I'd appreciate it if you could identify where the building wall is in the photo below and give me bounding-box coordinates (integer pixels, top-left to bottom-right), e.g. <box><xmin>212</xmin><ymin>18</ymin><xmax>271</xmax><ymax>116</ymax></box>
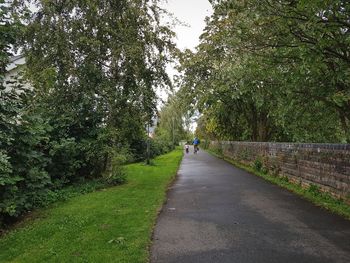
<box><xmin>3</xmin><ymin>56</ymin><xmax>31</xmax><ymax>92</ymax></box>
<box><xmin>209</xmin><ymin>141</ymin><xmax>350</xmax><ymax>201</ymax></box>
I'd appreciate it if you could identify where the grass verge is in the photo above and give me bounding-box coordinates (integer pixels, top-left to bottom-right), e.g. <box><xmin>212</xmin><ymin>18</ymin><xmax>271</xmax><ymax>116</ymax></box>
<box><xmin>206</xmin><ymin>149</ymin><xmax>350</xmax><ymax>220</ymax></box>
<box><xmin>0</xmin><ymin>148</ymin><xmax>183</xmax><ymax>263</ymax></box>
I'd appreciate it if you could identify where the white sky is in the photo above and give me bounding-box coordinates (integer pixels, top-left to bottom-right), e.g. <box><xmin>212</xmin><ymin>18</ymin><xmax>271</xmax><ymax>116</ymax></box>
<box><xmin>161</xmin><ymin>0</ymin><xmax>213</xmax><ymax>51</ymax></box>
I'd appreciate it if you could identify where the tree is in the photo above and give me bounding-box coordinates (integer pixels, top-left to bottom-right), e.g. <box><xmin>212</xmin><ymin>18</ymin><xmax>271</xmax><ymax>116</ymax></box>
<box><xmin>155</xmin><ymin>95</ymin><xmax>188</xmax><ymax>147</ymax></box>
<box><xmin>179</xmin><ymin>0</ymin><xmax>349</xmax><ymax>142</ymax></box>
<box><xmin>1</xmin><ymin>0</ymin><xmax>177</xmax><ymax>224</ymax></box>
<box><xmin>24</xmin><ymin>0</ymin><xmax>176</xmax><ymax>180</ymax></box>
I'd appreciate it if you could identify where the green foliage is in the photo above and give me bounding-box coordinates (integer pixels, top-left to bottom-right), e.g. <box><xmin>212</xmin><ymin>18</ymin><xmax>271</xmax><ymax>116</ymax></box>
<box><xmin>253</xmin><ymin>157</ymin><xmax>269</xmax><ymax>174</ymax></box>
<box><xmin>0</xmin><ymin>88</ymin><xmax>52</xmax><ymax>222</ymax></box>
<box><xmin>281</xmin><ymin>176</ymin><xmax>289</xmax><ymax>183</ymax></box>
<box><xmin>179</xmin><ymin>0</ymin><xmax>350</xmax><ymax>143</ymax></box>
<box><xmin>200</xmin><ymin>140</ymin><xmax>210</xmax><ymax>150</ymax></box>
<box><xmin>253</xmin><ymin>159</ymin><xmax>263</xmax><ymax>172</ymax></box>
<box><xmin>102</xmin><ymin>148</ymin><xmax>130</xmax><ymax>186</ymax></box>
<box><xmin>155</xmin><ymin>95</ymin><xmax>191</xmax><ymax>147</ymax></box>
<box><xmin>150</xmin><ymin>138</ymin><xmax>174</xmax><ymax>158</ymax></box>
<box><xmin>23</xmin><ymin>0</ymin><xmax>177</xmax><ymax>175</ymax></box>
<box><xmin>26</xmin><ymin>179</ymin><xmax>107</xmax><ymax>209</ymax></box>
<box><xmin>103</xmin><ymin>167</ymin><xmax>127</xmax><ymax>186</ymax></box>
<box><xmin>0</xmin><ymin>152</ymin><xmax>12</xmax><ymax>183</ymax></box>
<box><xmin>0</xmin><ymin>2</ymin><xmax>54</xmax><ymax>222</ymax></box>
<box><xmin>1</xmin><ymin>0</ymin><xmax>176</xmax><ymax>225</ymax></box>
<box><xmin>308</xmin><ymin>184</ymin><xmax>321</xmax><ymax>195</ymax></box>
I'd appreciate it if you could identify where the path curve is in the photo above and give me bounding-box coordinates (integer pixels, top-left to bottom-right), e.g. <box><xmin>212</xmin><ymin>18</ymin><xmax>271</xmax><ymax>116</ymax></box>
<box><xmin>151</xmin><ymin>147</ymin><xmax>350</xmax><ymax>263</ymax></box>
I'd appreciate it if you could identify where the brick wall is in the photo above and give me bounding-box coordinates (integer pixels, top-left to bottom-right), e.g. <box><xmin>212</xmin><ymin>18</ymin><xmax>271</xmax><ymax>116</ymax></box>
<box><xmin>209</xmin><ymin>141</ymin><xmax>350</xmax><ymax>201</ymax></box>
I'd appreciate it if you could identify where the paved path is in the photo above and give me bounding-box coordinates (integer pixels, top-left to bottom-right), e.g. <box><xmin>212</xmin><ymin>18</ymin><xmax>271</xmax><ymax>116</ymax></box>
<box><xmin>151</xmin><ymin>147</ymin><xmax>350</xmax><ymax>263</ymax></box>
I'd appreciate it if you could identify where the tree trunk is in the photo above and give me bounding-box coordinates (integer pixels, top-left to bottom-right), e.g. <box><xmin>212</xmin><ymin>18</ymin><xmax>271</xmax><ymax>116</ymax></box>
<box><xmin>257</xmin><ymin>112</ymin><xmax>271</xmax><ymax>142</ymax></box>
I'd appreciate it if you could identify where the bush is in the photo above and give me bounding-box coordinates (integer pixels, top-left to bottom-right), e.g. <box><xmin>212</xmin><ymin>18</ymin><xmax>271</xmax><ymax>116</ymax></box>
<box><xmin>22</xmin><ymin>179</ymin><xmax>108</xmax><ymax>209</ymax></box>
<box><xmin>130</xmin><ymin>137</ymin><xmax>173</xmax><ymax>162</ymax></box>
<box><xmin>0</xmin><ymin>112</ymin><xmax>132</xmax><ymax>227</ymax></box>
<box><xmin>0</xmin><ymin>89</ymin><xmax>156</xmax><ymax>227</ymax></box>
<box><xmin>48</xmin><ymin>137</ymin><xmax>83</xmax><ymax>186</ymax></box>
<box><xmin>281</xmin><ymin>176</ymin><xmax>289</xmax><ymax>183</ymax></box>
<box><xmin>104</xmin><ymin>167</ymin><xmax>127</xmax><ymax>186</ymax></box>
<box><xmin>150</xmin><ymin>138</ymin><xmax>173</xmax><ymax>158</ymax></box>
<box><xmin>102</xmin><ymin>148</ymin><xmax>130</xmax><ymax>185</ymax></box>
<box><xmin>261</xmin><ymin>167</ymin><xmax>269</xmax><ymax>174</ymax></box>
<box><xmin>308</xmin><ymin>184</ymin><xmax>321</xmax><ymax>195</ymax></box>
<box><xmin>0</xmin><ymin>111</ymin><xmax>52</xmax><ymax>225</ymax></box>
<box><xmin>253</xmin><ymin>158</ymin><xmax>263</xmax><ymax>171</ymax></box>
<box><xmin>201</xmin><ymin>140</ymin><xmax>210</xmax><ymax>149</ymax></box>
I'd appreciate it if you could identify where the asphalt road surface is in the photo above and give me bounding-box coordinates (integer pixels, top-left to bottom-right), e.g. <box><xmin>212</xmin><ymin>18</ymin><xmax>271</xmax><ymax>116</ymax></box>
<box><xmin>151</xmin><ymin>147</ymin><xmax>350</xmax><ymax>263</ymax></box>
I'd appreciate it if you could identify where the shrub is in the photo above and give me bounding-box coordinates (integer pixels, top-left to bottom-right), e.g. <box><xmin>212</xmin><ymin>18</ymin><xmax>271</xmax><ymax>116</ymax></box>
<box><xmin>102</xmin><ymin>148</ymin><xmax>130</xmax><ymax>185</ymax></box>
<box><xmin>0</xmin><ymin>110</ymin><xmax>52</xmax><ymax>224</ymax></box>
<box><xmin>281</xmin><ymin>176</ymin><xmax>289</xmax><ymax>183</ymax></box>
<box><xmin>48</xmin><ymin>137</ymin><xmax>82</xmax><ymax>186</ymax></box>
<box><xmin>261</xmin><ymin>167</ymin><xmax>269</xmax><ymax>174</ymax></box>
<box><xmin>201</xmin><ymin>140</ymin><xmax>210</xmax><ymax>149</ymax></box>
<box><xmin>253</xmin><ymin>158</ymin><xmax>263</xmax><ymax>171</ymax></box>
<box><xmin>104</xmin><ymin>167</ymin><xmax>127</xmax><ymax>186</ymax></box>
<box><xmin>308</xmin><ymin>184</ymin><xmax>321</xmax><ymax>195</ymax></box>
<box><xmin>0</xmin><ymin>108</ymin><xmax>131</xmax><ymax>227</ymax></box>
<box><xmin>150</xmin><ymin>138</ymin><xmax>173</xmax><ymax>158</ymax></box>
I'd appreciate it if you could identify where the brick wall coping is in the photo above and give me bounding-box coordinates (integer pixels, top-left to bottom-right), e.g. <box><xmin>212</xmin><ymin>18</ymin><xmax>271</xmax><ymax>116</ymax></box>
<box><xmin>216</xmin><ymin>141</ymin><xmax>350</xmax><ymax>151</ymax></box>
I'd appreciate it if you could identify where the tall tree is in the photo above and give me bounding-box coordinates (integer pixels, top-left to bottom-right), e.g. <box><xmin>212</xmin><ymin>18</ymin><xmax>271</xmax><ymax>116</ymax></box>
<box><xmin>24</xmin><ymin>0</ymin><xmax>176</xmax><ymax>179</ymax></box>
<box><xmin>155</xmin><ymin>95</ymin><xmax>189</xmax><ymax>146</ymax></box>
<box><xmin>179</xmin><ymin>0</ymin><xmax>349</xmax><ymax>142</ymax></box>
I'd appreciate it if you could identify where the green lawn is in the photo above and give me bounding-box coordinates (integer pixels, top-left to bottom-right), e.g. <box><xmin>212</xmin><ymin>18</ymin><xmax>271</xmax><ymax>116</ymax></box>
<box><xmin>0</xmin><ymin>149</ymin><xmax>183</xmax><ymax>263</ymax></box>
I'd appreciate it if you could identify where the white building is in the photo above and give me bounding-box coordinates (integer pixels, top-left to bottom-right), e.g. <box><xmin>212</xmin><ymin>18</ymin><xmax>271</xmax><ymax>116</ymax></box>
<box><xmin>3</xmin><ymin>55</ymin><xmax>31</xmax><ymax>91</ymax></box>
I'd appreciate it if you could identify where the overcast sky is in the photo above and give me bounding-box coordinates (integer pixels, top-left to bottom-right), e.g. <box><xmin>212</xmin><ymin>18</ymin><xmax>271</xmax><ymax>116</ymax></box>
<box><xmin>159</xmin><ymin>0</ymin><xmax>213</xmax><ymax>89</ymax></box>
<box><xmin>161</xmin><ymin>0</ymin><xmax>213</xmax><ymax>51</ymax></box>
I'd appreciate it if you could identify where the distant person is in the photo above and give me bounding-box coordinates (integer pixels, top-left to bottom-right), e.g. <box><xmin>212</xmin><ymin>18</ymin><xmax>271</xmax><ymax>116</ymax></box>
<box><xmin>185</xmin><ymin>143</ymin><xmax>189</xmax><ymax>154</ymax></box>
<box><xmin>192</xmin><ymin>137</ymin><xmax>200</xmax><ymax>154</ymax></box>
